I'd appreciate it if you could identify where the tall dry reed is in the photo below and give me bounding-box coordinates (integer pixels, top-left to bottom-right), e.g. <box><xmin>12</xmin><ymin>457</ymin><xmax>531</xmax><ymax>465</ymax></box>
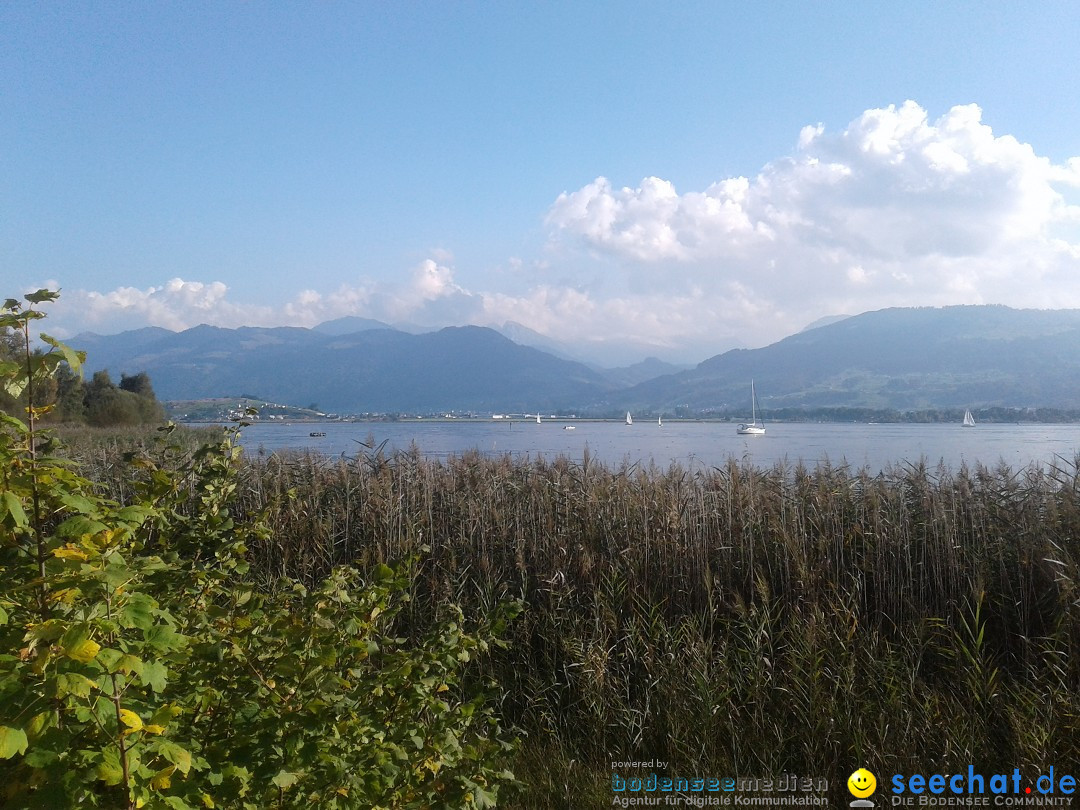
<box><xmin>69</xmin><ymin>433</ymin><xmax>1080</xmax><ymax>806</ymax></box>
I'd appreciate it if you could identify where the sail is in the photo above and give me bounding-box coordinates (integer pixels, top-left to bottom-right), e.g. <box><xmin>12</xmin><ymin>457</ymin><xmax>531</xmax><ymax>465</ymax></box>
<box><xmin>736</xmin><ymin>380</ymin><xmax>766</xmax><ymax>435</ymax></box>
<box><xmin>626</xmin><ymin>412</ymin><xmax>633</xmax><ymax>425</ymax></box>
<box><xmin>963</xmin><ymin>409</ymin><xmax>975</xmax><ymax>427</ymax></box>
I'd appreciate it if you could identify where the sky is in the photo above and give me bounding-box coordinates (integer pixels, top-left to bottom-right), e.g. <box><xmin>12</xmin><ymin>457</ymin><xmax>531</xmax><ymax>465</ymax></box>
<box><xmin>3</xmin><ymin>2</ymin><xmax>1080</xmax><ymax>365</ymax></box>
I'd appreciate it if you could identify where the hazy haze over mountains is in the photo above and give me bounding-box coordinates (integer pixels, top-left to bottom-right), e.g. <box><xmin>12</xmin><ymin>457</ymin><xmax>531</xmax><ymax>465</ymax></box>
<box><xmin>623</xmin><ymin>305</ymin><xmax>1080</xmax><ymax>412</ymax></box>
<box><xmin>75</xmin><ymin>305</ymin><xmax>1080</xmax><ymax>415</ymax></box>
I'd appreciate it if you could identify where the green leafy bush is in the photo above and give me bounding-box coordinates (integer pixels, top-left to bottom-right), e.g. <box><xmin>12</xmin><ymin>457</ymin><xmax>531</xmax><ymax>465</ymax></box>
<box><xmin>0</xmin><ymin>291</ymin><xmax>519</xmax><ymax>808</ymax></box>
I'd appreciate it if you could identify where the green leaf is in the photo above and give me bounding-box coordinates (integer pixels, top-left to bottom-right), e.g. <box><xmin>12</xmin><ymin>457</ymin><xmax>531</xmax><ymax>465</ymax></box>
<box><xmin>56</xmin><ymin>515</ymin><xmax>109</xmax><ymax>538</ymax></box>
<box><xmin>28</xmin><ymin>619</ymin><xmax>66</xmax><ymax>641</ymax></box>
<box><xmin>115</xmin><ymin>505</ymin><xmax>153</xmax><ymax>524</ymax></box>
<box><xmin>103</xmin><ymin>561</ymin><xmax>133</xmax><ymax>590</ymax></box>
<box><xmin>119</xmin><ymin>593</ymin><xmax>157</xmax><ymax>631</ymax></box>
<box><xmin>61</xmin><ymin>624</ymin><xmax>101</xmax><ymax>664</ymax></box>
<box><xmin>97</xmin><ymin>647</ymin><xmax>123</xmax><ymax>670</ymax></box>
<box><xmin>114</xmin><ymin>654</ymin><xmax>145</xmax><ymax>677</ymax></box>
<box><xmin>56</xmin><ymin>672</ymin><xmax>97</xmax><ymax>698</ymax></box>
<box><xmin>23</xmin><ymin>746</ymin><xmax>59</xmax><ymax>768</ymax></box>
<box><xmin>2</xmin><ymin>375</ymin><xmax>28</xmax><ymax>400</ymax></box>
<box><xmin>1</xmin><ymin>491</ymin><xmax>29</xmax><ymax>529</ymax></box>
<box><xmin>141</xmin><ymin>660</ymin><xmax>169</xmax><ymax>693</ymax></box>
<box><xmin>97</xmin><ymin>747</ymin><xmax>125</xmax><ymax>785</ymax></box>
<box><xmin>0</xmin><ymin>725</ymin><xmax>28</xmax><ymax>759</ymax></box>
<box><xmin>0</xmin><ymin>412</ymin><xmax>29</xmax><ymax>433</ymax></box>
<box><xmin>158</xmin><ymin>740</ymin><xmax>192</xmax><ymax>774</ymax></box>
<box><xmin>472</xmin><ymin>785</ymin><xmax>499</xmax><ymax>808</ymax></box>
<box><xmin>272</xmin><ymin>770</ymin><xmax>300</xmax><ymax>789</ymax></box>
<box><xmin>60</xmin><ymin>622</ymin><xmax>90</xmax><ymax>653</ymax></box>
<box><xmin>149</xmin><ymin>703</ymin><xmax>180</xmax><ymax>729</ymax></box>
<box><xmin>373</xmin><ymin>563</ymin><xmax>394</xmax><ymax>582</ymax></box>
<box><xmin>24</xmin><ymin>712</ymin><xmax>51</xmax><ymax>740</ymax></box>
<box><xmin>25</xmin><ymin>288</ymin><xmax>60</xmax><ymax>304</ymax></box>
<box><xmin>57</xmin><ymin>492</ymin><xmax>101</xmax><ymax>515</ymax></box>
<box><xmin>145</xmin><ymin>625</ymin><xmax>184</xmax><ymax>652</ymax></box>
<box><xmin>39</xmin><ymin>333</ymin><xmax>85</xmax><ymax>375</ymax></box>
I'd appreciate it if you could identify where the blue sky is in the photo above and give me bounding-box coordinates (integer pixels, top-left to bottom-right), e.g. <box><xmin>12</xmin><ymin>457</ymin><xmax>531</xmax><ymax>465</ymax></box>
<box><xmin>3</xmin><ymin>2</ymin><xmax>1079</xmax><ymax>364</ymax></box>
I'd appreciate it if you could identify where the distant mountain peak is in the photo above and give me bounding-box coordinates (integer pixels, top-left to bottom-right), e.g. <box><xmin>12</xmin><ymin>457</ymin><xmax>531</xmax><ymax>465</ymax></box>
<box><xmin>799</xmin><ymin>314</ymin><xmax>851</xmax><ymax>332</ymax></box>
<box><xmin>312</xmin><ymin>316</ymin><xmax>396</xmax><ymax>336</ymax></box>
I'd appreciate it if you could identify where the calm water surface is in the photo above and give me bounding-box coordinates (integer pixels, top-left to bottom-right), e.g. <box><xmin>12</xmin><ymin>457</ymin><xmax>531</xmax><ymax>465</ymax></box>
<box><xmin>235</xmin><ymin>420</ymin><xmax>1080</xmax><ymax>474</ymax></box>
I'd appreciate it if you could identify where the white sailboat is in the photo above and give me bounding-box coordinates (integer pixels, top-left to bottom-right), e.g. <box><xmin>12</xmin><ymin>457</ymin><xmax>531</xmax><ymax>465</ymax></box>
<box><xmin>536</xmin><ymin>413</ymin><xmax>541</xmax><ymax>424</ymax></box>
<box><xmin>658</xmin><ymin>415</ymin><xmax>663</xmax><ymax>427</ymax></box>
<box><xmin>625</xmin><ymin>411</ymin><xmax>633</xmax><ymax>426</ymax></box>
<box><xmin>962</xmin><ymin>409</ymin><xmax>976</xmax><ymax>428</ymax></box>
<box><xmin>736</xmin><ymin>381</ymin><xmax>766</xmax><ymax>435</ymax></box>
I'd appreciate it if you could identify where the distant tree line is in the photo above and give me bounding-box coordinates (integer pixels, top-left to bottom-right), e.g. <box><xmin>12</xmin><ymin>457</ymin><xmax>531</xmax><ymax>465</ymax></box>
<box><xmin>0</xmin><ymin>326</ymin><xmax>164</xmax><ymax>425</ymax></box>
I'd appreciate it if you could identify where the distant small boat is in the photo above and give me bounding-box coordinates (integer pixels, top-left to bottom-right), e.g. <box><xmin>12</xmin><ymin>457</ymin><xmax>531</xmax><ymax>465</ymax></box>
<box><xmin>309</xmin><ymin>431</ymin><xmax>326</xmax><ymax>437</ymax></box>
<box><xmin>536</xmin><ymin>413</ymin><xmax>541</xmax><ymax>424</ymax></box>
<box><xmin>626</xmin><ymin>411</ymin><xmax>633</xmax><ymax>426</ymax></box>
<box><xmin>736</xmin><ymin>380</ymin><xmax>766</xmax><ymax>435</ymax></box>
<box><xmin>658</xmin><ymin>415</ymin><xmax>663</xmax><ymax>427</ymax></box>
<box><xmin>563</xmin><ymin>425</ymin><xmax>576</xmax><ymax>430</ymax></box>
<box><xmin>962</xmin><ymin>409</ymin><xmax>976</xmax><ymax>428</ymax></box>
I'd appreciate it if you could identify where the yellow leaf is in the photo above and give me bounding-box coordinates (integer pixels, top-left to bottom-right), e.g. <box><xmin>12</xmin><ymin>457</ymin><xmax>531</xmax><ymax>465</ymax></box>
<box><xmin>143</xmin><ymin>724</ymin><xmax>165</xmax><ymax>735</ymax></box>
<box><xmin>201</xmin><ymin>794</ymin><xmax>216</xmax><ymax>808</ymax></box>
<box><xmin>47</xmin><ymin>588</ymin><xmax>81</xmax><ymax>605</ymax></box>
<box><xmin>118</xmin><ymin>709</ymin><xmax>143</xmax><ymax>732</ymax></box>
<box><xmin>68</xmin><ymin>639</ymin><xmax>100</xmax><ymax>663</ymax></box>
<box><xmin>25</xmin><ymin>712</ymin><xmax>50</xmax><ymax>740</ymax></box>
<box><xmin>52</xmin><ymin>546</ymin><xmax>88</xmax><ymax>561</ymax></box>
<box><xmin>151</xmin><ymin>766</ymin><xmax>175</xmax><ymax>789</ymax></box>
<box><xmin>436</xmin><ymin>683</ymin><xmax>449</xmax><ymax>693</ymax></box>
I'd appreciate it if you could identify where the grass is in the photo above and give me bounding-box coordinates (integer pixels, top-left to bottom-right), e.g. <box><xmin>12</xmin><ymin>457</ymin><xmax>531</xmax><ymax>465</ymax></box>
<box><xmin>66</xmin><ymin>431</ymin><xmax>1080</xmax><ymax>806</ymax></box>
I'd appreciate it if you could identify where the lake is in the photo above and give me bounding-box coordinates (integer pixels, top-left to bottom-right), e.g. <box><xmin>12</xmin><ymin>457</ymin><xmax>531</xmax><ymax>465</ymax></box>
<box><xmin>234</xmin><ymin>419</ymin><xmax>1080</xmax><ymax>474</ymax></box>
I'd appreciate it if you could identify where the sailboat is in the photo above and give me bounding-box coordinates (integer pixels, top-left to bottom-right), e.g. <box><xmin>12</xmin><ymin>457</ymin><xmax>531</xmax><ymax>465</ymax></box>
<box><xmin>625</xmin><ymin>412</ymin><xmax>633</xmax><ymax>426</ymax></box>
<box><xmin>536</xmin><ymin>413</ymin><xmax>541</xmax><ymax>424</ymax></box>
<box><xmin>658</xmin><ymin>415</ymin><xmax>663</xmax><ymax>427</ymax></box>
<box><xmin>736</xmin><ymin>381</ymin><xmax>766</xmax><ymax>435</ymax></box>
<box><xmin>962</xmin><ymin>409</ymin><xmax>976</xmax><ymax>428</ymax></box>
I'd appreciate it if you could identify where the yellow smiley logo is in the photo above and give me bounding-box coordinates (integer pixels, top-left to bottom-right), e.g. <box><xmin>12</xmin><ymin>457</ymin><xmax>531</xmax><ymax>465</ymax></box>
<box><xmin>848</xmin><ymin>768</ymin><xmax>877</xmax><ymax>798</ymax></box>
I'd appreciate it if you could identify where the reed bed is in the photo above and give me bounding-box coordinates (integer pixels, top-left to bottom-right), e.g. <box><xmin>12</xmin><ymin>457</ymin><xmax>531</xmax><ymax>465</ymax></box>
<box><xmin>70</xmin><ymin>434</ymin><xmax>1080</xmax><ymax>806</ymax></box>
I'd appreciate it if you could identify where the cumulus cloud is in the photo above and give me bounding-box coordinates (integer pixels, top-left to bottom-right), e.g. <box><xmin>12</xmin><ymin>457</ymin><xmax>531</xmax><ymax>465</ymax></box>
<box><xmin>43</xmin><ymin>279</ymin><xmax>272</xmax><ymax>336</ymax></box>
<box><xmin>44</xmin><ymin>261</ymin><xmax>485</xmax><ymax>340</ymax></box>
<box><xmin>546</xmin><ymin>101</ymin><xmax>1080</xmax><ymax>344</ymax></box>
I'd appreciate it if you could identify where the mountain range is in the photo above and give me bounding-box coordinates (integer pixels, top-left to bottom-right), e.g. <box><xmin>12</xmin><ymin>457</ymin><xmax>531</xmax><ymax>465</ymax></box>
<box><xmin>72</xmin><ymin>305</ymin><xmax>1080</xmax><ymax>414</ymax></box>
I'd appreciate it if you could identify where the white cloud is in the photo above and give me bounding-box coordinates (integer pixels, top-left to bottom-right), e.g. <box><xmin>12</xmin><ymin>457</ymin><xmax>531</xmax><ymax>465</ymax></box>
<box><xmin>44</xmin><ymin>279</ymin><xmax>272</xmax><ymax>335</ymax></box>
<box><xmin>43</xmin><ymin>262</ymin><xmax>485</xmax><ymax>340</ymax></box>
<box><xmin>34</xmin><ymin>102</ymin><xmax>1080</xmax><ymax>363</ymax></box>
<box><xmin>546</xmin><ymin>101</ymin><xmax>1080</xmax><ymax>345</ymax></box>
